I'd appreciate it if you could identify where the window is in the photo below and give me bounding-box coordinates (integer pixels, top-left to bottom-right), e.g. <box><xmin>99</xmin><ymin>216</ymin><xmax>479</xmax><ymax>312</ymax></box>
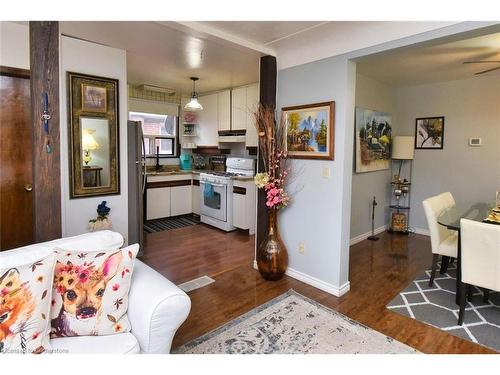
<box><xmin>129</xmin><ymin>112</ymin><xmax>179</xmax><ymax>157</ymax></box>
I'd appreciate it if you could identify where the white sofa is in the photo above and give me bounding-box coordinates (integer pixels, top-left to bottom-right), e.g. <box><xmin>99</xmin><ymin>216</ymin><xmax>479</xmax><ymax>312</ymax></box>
<box><xmin>1</xmin><ymin>231</ymin><xmax>191</xmax><ymax>354</ymax></box>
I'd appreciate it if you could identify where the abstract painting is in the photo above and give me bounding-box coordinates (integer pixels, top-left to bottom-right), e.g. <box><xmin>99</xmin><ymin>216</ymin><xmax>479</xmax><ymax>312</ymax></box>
<box><xmin>355</xmin><ymin>107</ymin><xmax>392</xmax><ymax>173</ymax></box>
<box><xmin>283</xmin><ymin>101</ymin><xmax>334</xmax><ymax>160</ymax></box>
<box><xmin>415</xmin><ymin>117</ymin><xmax>444</xmax><ymax>149</ymax></box>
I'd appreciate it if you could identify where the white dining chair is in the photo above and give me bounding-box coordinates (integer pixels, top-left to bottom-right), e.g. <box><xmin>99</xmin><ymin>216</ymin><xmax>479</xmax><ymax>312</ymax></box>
<box><xmin>458</xmin><ymin>218</ymin><xmax>500</xmax><ymax>325</ymax></box>
<box><xmin>439</xmin><ymin>192</ymin><xmax>456</xmax><ymax>209</ymax></box>
<box><xmin>422</xmin><ymin>194</ymin><xmax>458</xmax><ymax>286</ymax></box>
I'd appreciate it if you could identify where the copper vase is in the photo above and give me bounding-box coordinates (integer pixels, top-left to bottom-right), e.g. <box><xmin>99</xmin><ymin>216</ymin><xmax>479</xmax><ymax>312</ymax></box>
<box><xmin>257</xmin><ymin>210</ymin><xmax>288</xmax><ymax>281</ymax></box>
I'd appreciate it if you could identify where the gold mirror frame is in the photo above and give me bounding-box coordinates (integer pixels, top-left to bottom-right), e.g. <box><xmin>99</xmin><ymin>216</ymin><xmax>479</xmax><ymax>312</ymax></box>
<box><xmin>67</xmin><ymin>72</ymin><xmax>120</xmax><ymax>199</ymax></box>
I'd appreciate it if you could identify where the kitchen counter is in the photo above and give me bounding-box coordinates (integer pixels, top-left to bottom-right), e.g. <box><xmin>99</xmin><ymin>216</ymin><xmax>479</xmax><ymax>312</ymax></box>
<box><xmin>146</xmin><ymin>169</ymin><xmax>254</xmax><ymax>181</ymax></box>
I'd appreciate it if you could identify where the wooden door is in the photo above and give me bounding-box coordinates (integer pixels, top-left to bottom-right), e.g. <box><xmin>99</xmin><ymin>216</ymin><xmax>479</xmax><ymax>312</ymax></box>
<box><xmin>0</xmin><ymin>68</ymin><xmax>33</xmax><ymax>251</ymax></box>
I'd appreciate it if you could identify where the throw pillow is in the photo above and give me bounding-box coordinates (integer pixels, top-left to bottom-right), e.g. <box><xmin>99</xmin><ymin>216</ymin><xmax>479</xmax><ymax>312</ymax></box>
<box><xmin>0</xmin><ymin>253</ymin><xmax>56</xmax><ymax>354</ymax></box>
<box><xmin>50</xmin><ymin>244</ymin><xmax>139</xmax><ymax>338</ymax></box>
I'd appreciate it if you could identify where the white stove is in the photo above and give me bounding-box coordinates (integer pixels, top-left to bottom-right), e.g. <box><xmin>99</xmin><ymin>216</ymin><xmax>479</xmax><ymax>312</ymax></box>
<box><xmin>200</xmin><ymin>157</ymin><xmax>255</xmax><ymax>231</ymax></box>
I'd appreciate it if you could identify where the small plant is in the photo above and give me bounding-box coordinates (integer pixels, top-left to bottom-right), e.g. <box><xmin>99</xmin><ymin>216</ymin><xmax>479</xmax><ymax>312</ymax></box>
<box><xmin>89</xmin><ymin>201</ymin><xmax>112</xmax><ymax>231</ymax></box>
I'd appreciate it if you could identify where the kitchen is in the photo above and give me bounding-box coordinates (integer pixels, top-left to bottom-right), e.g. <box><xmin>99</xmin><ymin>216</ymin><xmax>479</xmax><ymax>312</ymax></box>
<box><xmin>127</xmin><ymin>76</ymin><xmax>260</xmax><ymax>283</ymax></box>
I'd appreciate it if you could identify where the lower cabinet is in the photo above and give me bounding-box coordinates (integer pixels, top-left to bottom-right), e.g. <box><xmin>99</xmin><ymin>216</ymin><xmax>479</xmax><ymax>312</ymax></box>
<box><xmin>192</xmin><ymin>184</ymin><xmax>200</xmax><ymax>215</ymax></box>
<box><xmin>146</xmin><ymin>187</ymin><xmax>171</xmax><ymax>220</ymax></box>
<box><xmin>232</xmin><ymin>180</ymin><xmax>256</xmax><ymax>234</ymax></box>
<box><xmin>233</xmin><ymin>192</ymin><xmax>247</xmax><ymax>229</ymax></box>
<box><xmin>171</xmin><ymin>185</ymin><xmax>192</xmax><ymax>216</ymax></box>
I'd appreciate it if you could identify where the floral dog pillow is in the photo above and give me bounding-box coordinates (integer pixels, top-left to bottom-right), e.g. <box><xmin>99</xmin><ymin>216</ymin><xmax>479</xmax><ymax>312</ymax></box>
<box><xmin>50</xmin><ymin>244</ymin><xmax>139</xmax><ymax>338</ymax></box>
<box><xmin>0</xmin><ymin>253</ymin><xmax>56</xmax><ymax>354</ymax></box>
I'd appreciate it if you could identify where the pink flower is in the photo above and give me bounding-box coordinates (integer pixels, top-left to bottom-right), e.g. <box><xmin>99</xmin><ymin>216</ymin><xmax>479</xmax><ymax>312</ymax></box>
<box><xmin>77</xmin><ymin>269</ymin><xmax>90</xmax><ymax>283</ymax></box>
<box><xmin>112</xmin><ymin>283</ymin><xmax>120</xmax><ymax>291</ymax></box>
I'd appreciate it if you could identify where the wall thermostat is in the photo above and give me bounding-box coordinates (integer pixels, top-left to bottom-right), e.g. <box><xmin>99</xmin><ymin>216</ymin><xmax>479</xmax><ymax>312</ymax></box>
<box><xmin>469</xmin><ymin>138</ymin><xmax>482</xmax><ymax>147</ymax></box>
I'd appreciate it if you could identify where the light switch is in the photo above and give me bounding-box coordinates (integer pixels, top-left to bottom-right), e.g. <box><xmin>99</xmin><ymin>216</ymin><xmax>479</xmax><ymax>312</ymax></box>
<box><xmin>322</xmin><ymin>166</ymin><xmax>331</xmax><ymax>179</ymax></box>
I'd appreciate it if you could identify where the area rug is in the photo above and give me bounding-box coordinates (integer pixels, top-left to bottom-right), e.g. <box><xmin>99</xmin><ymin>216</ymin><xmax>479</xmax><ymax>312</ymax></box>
<box><xmin>387</xmin><ymin>262</ymin><xmax>500</xmax><ymax>352</ymax></box>
<box><xmin>174</xmin><ymin>290</ymin><xmax>417</xmax><ymax>354</ymax></box>
<box><xmin>144</xmin><ymin>214</ymin><xmax>199</xmax><ymax>233</ymax></box>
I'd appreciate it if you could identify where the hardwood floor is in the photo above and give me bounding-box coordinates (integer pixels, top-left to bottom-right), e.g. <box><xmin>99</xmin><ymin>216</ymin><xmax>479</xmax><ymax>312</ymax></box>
<box><xmin>142</xmin><ymin>225</ymin><xmax>494</xmax><ymax>354</ymax></box>
<box><xmin>140</xmin><ymin>223</ymin><xmax>255</xmax><ymax>284</ymax></box>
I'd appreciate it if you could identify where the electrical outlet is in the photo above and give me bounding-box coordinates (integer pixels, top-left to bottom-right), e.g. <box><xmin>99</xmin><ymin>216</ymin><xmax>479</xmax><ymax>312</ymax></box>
<box><xmin>298</xmin><ymin>242</ymin><xmax>305</xmax><ymax>254</ymax></box>
<box><xmin>322</xmin><ymin>166</ymin><xmax>330</xmax><ymax>179</ymax></box>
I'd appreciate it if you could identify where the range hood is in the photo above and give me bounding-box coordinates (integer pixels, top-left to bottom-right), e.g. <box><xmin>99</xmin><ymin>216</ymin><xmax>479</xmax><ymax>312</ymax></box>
<box><xmin>218</xmin><ymin>130</ymin><xmax>246</xmax><ymax>143</ymax></box>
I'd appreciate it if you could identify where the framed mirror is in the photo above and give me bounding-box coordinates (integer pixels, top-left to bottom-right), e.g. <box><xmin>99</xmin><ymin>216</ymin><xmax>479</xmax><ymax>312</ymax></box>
<box><xmin>67</xmin><ymin>72</ymin><xmax>120</xmax><ymax>198</ymax></box>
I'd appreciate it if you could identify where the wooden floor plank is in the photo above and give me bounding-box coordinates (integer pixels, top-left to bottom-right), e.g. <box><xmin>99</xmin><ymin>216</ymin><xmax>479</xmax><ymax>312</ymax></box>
<box><xmin>141</xmin><ymin>225</ymin><xmax>493</xmax><ymax>354</ymax></box>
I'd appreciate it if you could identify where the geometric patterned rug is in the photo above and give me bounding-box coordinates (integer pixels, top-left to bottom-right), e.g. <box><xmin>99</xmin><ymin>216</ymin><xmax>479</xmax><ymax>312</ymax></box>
<box><xmin>175</xmin><ymin>290</ymin><xmax>418</xmax><ymax>354</ymax></box>
<box><xmin>387</xmin><ymin>262</ymin><xmax>500</xmax><ymax>352</ymax></box>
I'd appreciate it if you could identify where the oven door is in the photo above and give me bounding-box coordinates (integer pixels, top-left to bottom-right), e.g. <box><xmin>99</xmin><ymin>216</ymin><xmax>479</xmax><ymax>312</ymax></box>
<box><xmin>200</xmin><ymin>181</ymin><xmax>227</xmax><ymax>222</ymax></box>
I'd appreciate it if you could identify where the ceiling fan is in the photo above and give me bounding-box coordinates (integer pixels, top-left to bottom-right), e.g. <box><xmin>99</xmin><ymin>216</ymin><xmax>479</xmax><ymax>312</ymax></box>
<box><xmin>463</xmin><ymin>60</ymin><xmax>500</xmax><ymax>75</ymax></box>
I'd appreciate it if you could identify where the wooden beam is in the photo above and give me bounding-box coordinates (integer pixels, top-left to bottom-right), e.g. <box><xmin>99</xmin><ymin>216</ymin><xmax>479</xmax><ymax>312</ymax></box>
<box><xmin>30</xmin><ymin>21</ymin><xmax>61</xmax><ymax>242</ymax></box>
<box><xmin>257</xmin><ymin>56</ymin><xmax>277</xmax><ymax>252</ymax></box>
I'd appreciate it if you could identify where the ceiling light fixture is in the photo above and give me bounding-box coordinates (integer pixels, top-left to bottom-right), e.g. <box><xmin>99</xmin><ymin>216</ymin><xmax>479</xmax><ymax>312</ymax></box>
<box><xmin>184</xmin><ymin>77</ymin><xmax>203</xmax><ymax>111</ymax></box>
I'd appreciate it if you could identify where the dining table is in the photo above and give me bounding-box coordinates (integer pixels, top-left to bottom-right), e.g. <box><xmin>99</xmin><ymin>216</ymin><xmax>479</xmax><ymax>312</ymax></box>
<box><xmin>437</xmin><ymin>202</ymin><xmax>493</xmax><ymax>304</ymax></box>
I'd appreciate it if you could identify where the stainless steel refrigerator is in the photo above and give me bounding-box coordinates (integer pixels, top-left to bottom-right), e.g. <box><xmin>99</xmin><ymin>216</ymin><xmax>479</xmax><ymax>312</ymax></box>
<box><xmin>127</xmin><ymin>120</ymin><xmax>146</xmax><ymax>255</ymax></box>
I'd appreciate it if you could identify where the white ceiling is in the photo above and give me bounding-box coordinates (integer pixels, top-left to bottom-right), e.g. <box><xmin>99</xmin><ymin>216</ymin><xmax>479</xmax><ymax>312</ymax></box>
<box><xmin>197</xmin><ymin>21</ymin><xmax>326</xmax><ymax>45</ymax></box>
<box><xmin>60</xmin><ymin>21</ymin><xmax>500</xmax><ymax>95</ymax></box>
<box><xmin>60</xmin><ymin>21</ymin><xmax>262</xmax><ymax>95</ymax></box>
<box><xmin>356</xmin><ymin>31</ymin><xmax>500</xmax><ymax>87</ymax></box>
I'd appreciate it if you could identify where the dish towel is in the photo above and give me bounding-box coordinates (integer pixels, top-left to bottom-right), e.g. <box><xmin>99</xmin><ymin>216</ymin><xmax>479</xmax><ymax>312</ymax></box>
<box><xmin>204</xmin><ymin>182</ymin><xmax>215</xmax><ymax>198</ymax></box>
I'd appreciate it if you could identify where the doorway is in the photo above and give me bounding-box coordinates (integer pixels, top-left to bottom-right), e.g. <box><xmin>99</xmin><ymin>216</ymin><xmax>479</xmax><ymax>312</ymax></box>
<box><xmin>0</xmin><ymin>67</ymin><xmax>33</xmax><ymax>251</ymax></box>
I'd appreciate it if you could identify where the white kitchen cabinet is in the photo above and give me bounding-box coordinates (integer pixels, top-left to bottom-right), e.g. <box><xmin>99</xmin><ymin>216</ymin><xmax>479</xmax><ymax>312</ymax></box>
<box><xmin>171</xmin><ymin>185</ymin><xmax>192</xmax><ymax>216</ymax></box>
<box><xmin>233</xmin><ymin>192</ymin><xmax>247</xmax><ymax>229</ymax></box>
<box><xmin>231</xmin><ymin>86</ymin><xmax>247</xmax><ymax>131</ymax></box>
<box><xmin>245</xmin><ymin>83</ymin><xmax>259</xmax><ymax>147</ymax></box>
<box><xmin>232</xmin><ymin>180</ymin><xmax>256</xmax><ymax>234</ymax></box>
<box><xmin>192</xmin><ymin>184</ymin><xmax>200</xmax><ymax>215</ymax></box>
<box><xmin>147</xmin><ymin>187</ymin><xmax>171</xmax><ymax>220</ymax></box>
<box><xmin>197</xmin><ymin>93</ymin><xmax>219</xmax><ymax>146</ymax></box>
<box><xmin>217</xmin><ymin>90</ymin><xmax>231</xmax><ymax>131</ymax></box>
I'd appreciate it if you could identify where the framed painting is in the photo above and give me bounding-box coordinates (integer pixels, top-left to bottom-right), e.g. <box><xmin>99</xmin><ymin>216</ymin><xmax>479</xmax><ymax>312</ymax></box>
<box><xmin>282</xmin><ymin>101</ymin><xmax>334</xmax><ymax>160</ymax></box>
<box><xmin>81</xmin><ymin>83</ymin><xmax>107</xmax><ymax>113</ymax></box>
<box><xmin>355</xmin><ymin>107</ymin><xmax>392</xmax><ymax>173</ymax></box>
<box><xmin>415</xmin><ymin>116</ymin><xmax>444</xmax><ymax>149</ymax></box>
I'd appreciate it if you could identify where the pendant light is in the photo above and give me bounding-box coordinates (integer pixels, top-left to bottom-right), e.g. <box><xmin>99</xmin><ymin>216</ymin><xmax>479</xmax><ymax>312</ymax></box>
<box><xmin>184</xmin><ymin>77</ymin><xmax>203</xmax><ymax>111</ymax></box>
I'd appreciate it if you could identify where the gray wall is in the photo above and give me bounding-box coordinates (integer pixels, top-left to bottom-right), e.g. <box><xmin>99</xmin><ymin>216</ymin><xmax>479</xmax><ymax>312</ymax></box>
<box><xmin>277</xmin><ymin>55</ymin><xmax>356</xmax><ymax>292</ymax></box>
<box><xmin>351</xmin><ymin>74</ymin><xmax>395</xmax><ymax>239</ymax></box>
<box><xmin>394</xmin><ymin>75</ymin><xmax>500</xmax><ymax>230</ymax></box>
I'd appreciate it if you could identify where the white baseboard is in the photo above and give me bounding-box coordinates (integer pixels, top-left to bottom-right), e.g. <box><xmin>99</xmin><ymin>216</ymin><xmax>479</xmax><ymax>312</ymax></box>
<box><xmin>349</xmin><ymin>225</ymin><xmax>388</xmax><ymax>246</ymax></box>
<box><xmin>252</xmin><ymin>260</ymin><xmax>350</xmax><ymax>297</ymax></box>
<box><xmin>413</xmin><ymin>227</ymin><xmax>430</xmax><ymax>236</ymax></box>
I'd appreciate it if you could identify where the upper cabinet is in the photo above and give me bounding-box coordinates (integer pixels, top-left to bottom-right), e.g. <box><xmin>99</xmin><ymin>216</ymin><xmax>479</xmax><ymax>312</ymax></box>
<box><xmin>197</xmin><ymin>93</ymin><xmax>219</xmax><ymax>146</ymax></box>
<box><xmin>217</xmin><ymin>90</ymin><xmax>231</xmax><ymax>131</ymax></box>
<box><xmin>231</xmin><ymin>87</ymin><xmax>247</xmax><ymax>131</ymax></box>
<box><xmin>180</xmin><ymin>84</ymin><xmax>259</xmax><ymax>149</ymax></box>
<box><xmin>245</xmin><ymin>83</ymin><xmax>259</xmax><ymax>147</ymax></box>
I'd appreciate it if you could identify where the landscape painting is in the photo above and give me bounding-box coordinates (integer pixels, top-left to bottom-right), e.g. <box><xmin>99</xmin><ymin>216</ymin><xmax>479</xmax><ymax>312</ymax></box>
<box><xmin>415</xmin><ymin>116</ymin><xmax>444</xmax><ymax>149</ymax></box>
<box><xmin>355</xmin><ymin>107</ymin><xmax>392</xmax><ymax>173</ymax></box>
<box><xmin>283</xmin><ymin>101</ymin><xmax>334</xmax><ymax>160</ymax></box>
<box><xmin>82</xmin><ymin>83</ymin><xmax>107</xmax><ymax>113</ymax></box>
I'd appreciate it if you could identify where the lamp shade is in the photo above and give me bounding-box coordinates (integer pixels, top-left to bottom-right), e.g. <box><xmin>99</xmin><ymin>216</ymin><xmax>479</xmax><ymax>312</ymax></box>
<box><xmin>392</xmin><ymin>136</ymin><xmax>414</xmax><ymax>160</ymax></box>
<box><xmin>82</xmin><ymin>129</ymin><xmax>100</xmax><ymax>151</ymax></box>
<box><xmin>184</xmin><ymin>97</ymin><xmax>203</xmax><ymax>111</ymax></box>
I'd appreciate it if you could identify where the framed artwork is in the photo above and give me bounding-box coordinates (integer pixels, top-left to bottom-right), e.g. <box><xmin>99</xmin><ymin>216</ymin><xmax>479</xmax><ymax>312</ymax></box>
<box><xmin>415</xmin><ymin>116</ymin><xmax>444</xmax><ymax>149</ymax></box>
<box><xmin>355</xmin><ymin>107</ymin><xmax>392</xmax><ymax>173</ymax></box>
<box><xmin>82</xmin><ymin>83</ymin><xmax>107</xmax><ymax>113</ymax></box>
<box><xmin>282</xmin><ymin>101</ymin><xmax>335</xmax><ymax>160</ymax></box>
